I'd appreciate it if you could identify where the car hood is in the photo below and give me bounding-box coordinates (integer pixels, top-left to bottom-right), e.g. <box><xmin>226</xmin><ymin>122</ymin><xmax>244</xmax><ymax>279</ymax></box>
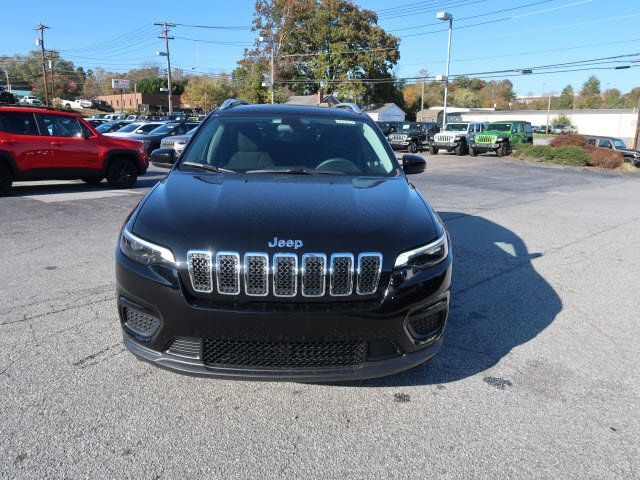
<box><xmin>132</xmin><ymin>172</ymin><xmax>439</xmax><ymax>264</ymax></box>
<box><xmin>617</xmin><ymin>147</ymin><xmax>640</xmax><ymax>155</ymax></box>
<box><xmin>98</xmin><ymin>134</ymin><xmax>144</xmax><ymax>149</ymax></box>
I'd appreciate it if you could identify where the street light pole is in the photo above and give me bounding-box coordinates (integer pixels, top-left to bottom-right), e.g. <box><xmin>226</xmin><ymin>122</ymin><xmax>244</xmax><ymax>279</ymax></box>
<box><xmin>437</xmin><ymin>12</ymin><xmax>453</xmax><ymax>128</ymax></box>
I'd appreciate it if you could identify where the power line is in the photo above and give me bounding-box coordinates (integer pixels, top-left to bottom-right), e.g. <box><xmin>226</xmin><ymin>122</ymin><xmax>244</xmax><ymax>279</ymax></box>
<box><xmin>170</xmin><ymin>22</ymin><xmax>251</xmax><ymax>31</ymax></box>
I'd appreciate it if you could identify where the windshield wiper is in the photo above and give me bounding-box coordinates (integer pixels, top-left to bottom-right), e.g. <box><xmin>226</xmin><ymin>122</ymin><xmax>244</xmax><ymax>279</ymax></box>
<box><xmin>245</xmin><ymin>168</ymin><xmax>346</xmax><ymax>175</ymax></box>
<box><xmin>182</xmin><ymin>161</ymin><xmax>235</xmax><ymax>173</ymax></box>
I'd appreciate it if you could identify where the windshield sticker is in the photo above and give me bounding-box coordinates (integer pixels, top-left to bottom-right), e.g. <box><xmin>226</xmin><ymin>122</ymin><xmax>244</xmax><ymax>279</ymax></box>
<box><xmin>335</xmin><ymin>119</ymin><xmax>356</xmax><ymax>125</ymax></box>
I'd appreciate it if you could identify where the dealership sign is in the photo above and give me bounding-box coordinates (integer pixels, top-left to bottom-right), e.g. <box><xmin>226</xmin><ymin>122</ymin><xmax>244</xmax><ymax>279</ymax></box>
<box><xmin>111</xmin><ymin>79</ymin><xmax>130</xmax><ymax>89</ymax></box>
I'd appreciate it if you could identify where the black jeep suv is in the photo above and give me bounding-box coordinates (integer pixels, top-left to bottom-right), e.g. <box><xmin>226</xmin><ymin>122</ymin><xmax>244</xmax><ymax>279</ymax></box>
<box><xmin>388</xmin><ymin>122</ymin><xmax>439</xmax><ymax>153</ymax></box>
<box><xmin>116</xmin><ymin>101</ymin><xmax>452</xmax><ymax>381</ymax></box>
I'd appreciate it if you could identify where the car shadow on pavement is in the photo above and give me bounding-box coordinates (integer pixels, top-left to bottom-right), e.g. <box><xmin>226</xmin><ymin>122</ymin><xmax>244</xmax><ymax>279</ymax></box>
<box><xmin>5</xmin><ymin>172</ymin><xmax>166</xmax><ymax>197</ymax></box>
<box><xmin>340</xmin><ymin>211</ymin><xmax>562</xmax><ymax>387</ymax></box>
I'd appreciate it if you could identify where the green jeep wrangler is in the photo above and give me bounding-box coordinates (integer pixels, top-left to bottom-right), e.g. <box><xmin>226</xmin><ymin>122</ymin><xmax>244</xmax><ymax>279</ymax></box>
<box><xmin>469</xmin><ymin>121</ymin><xmax>533</xmax><ymax>157</ymax></box>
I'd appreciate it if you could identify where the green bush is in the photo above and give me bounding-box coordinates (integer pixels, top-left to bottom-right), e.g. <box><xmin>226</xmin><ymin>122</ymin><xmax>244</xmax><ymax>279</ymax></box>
<box><xmin>513</xmin><ymin>144</ymin><xmax>591</xmax><ymax>166</ymax></box>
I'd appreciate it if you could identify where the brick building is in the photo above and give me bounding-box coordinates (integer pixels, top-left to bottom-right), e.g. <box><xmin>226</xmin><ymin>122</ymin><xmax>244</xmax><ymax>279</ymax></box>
<box><xmin>96</xmin><ymin>93</ymin><xmax>181</xmax><ymax>111</ymax></box>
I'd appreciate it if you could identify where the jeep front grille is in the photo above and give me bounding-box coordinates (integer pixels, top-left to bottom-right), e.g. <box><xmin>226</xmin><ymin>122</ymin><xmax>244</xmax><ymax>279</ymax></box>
<box><xmin>475</xmin><ymin>135</ymin><xmax>496</xmax><ymax>144</ymax></box>
<box><xmin>436</xmin><ymin>134</ymin><xmax>454</xmax><ymax>143</ymax></box>
<box><xmin>186</xmin><ymin>251</ymin><xmax>383</xmax><ymax>298</ymax></box>
<box><xmin>357</xmin><ymin>253</ymin><xmax>382</xmax><ymax>295</ymax></box>
<box><xmin>216</xmin><ymin>252</ymin><xmax>240</xmax><ymax>295</ymax></box>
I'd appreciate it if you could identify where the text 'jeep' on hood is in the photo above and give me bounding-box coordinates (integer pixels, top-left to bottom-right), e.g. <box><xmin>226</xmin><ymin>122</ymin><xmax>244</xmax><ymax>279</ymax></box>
<box><xmin>115</xmin><ymin>102</ymin><xmax>452</xmax><ymax>381</ymax></box>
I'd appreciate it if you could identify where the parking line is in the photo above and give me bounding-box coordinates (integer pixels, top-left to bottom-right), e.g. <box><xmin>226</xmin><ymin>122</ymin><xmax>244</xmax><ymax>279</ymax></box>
<box><xmin>23</xmin><ymin>189</ymin><xmax>144</xmax><ymax>203</ymax></box>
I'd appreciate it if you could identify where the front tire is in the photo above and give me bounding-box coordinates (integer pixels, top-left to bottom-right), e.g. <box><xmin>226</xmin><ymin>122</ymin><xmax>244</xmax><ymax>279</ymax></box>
<box><xmin>409</xmin><ymin>140</ymin><xmax>419</xmax><ymax>153</ymax></box>
<box><xmin>0</xmin><ymin>164</ymin><xmax>13</xmax><ymax>196</ymax></box>
<box><xmin>429</xmin><ymin>146</ymin><xmax>439</xmax><ymax>155</ymax></box>
<box><xmin>496</xmin><ymin>142</ymin><xmax>510</xmax><ymax>158</ymax></box>
<box><xmin>470</xmin><ymin>147</ymin><xmax>478</xmax><ymax>157</ymax></box>
<box><xmin>454</xmin><ymin>141</ymin><xmax>467</xmax><ymax>156</ymax></box>
<box><xmin>106</xmin><ymin>159</ymin><xmax>138</xmax><ymax>189</ymax></box>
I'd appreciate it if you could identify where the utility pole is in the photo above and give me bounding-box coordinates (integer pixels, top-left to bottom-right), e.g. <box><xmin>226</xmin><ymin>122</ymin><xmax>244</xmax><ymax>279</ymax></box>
<box><xmin>35</xmin><ymin>23</ymin><xmax>50</xmax><ymax>106</ymax></box>
<box><xmin>155</xmin><ymin>22</ymin><xmax>175</xmax><ymax>114</ymax></box>
<box><xmin>420</xmin><ymin>77</ymin><xmax>425</xmax><ymax>121</ymax></box>
<box><xmin>633</xmin><ymin>94</ymin><xmax>640</xmax><ymax>149</ymax></box>
<box><xmin>545</xmin><ymin>93</ymin><xmax>552</xmax><ymax>135</ymax></box>
<box><xmin>48</xmin><ymin>51</ymin><xmax>57</xmax><ymax>103</ymax></box>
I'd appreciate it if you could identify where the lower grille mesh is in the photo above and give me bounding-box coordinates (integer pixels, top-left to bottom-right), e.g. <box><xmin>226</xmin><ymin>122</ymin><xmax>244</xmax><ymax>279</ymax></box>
<box><xmin>202</xmin><ymin>338</ymin><xmax>367</xmax><ymax>369</ymax></box>
<box><xmin>123</xmin><ymin>307</ymin><xmax>160</xmax><ymax>338</ymax></box>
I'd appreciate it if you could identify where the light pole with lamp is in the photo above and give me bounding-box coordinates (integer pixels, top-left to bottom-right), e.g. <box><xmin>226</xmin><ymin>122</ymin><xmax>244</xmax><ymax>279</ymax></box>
<box><xmin>437</xmin><ymin>11</ymin><xmax>453</xmax><ymax>128</ymax></box>
<box><xmin>259</xmin><ymin>35</ymin><xmax>275</xmax><ymax>104</ymax></box>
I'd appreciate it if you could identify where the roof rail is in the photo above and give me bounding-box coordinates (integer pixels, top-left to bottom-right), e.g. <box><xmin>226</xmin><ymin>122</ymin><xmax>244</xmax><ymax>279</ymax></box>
<box><xmin>219</xmin><ymin>99</ymin><xmax>250</xmax><ymax>110</ymax></box>
<box><xmin>333</xmin><ymin>102</ymin><xmax>363</xmax><ymax>114</ymax></box>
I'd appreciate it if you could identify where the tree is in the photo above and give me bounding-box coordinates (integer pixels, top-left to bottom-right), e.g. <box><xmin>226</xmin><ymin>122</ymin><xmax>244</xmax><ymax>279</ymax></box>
<box><xmin>557</xmin><ymin>84</ymin><xmax>574</xmax><ymax>109</ymax></box>
<box><xmin>245</xmin><ymin>0</ymin><xmax>401</xmax><ymax>104</ymax></box>
<box><xmin>551</xmin><ymin>113</ymin><xmax>572</xmax><ymax>126</ymax></box>
<box><xmin>478</xmin><ymin>80</ymin><xmax>515</xmax><ymax>108</ymax></box>
<box><xmin>578</xmin><ymin>75</ymin><xmax>601</xmax><ymax>108</ymax></box>
<box><xmin>602</xmin><ymin>88</ymin><xmax>623</xmax><ymax>108</ymax></box>
<box><xmin>182</xmin><ymin>75</ymin><xmax>236</xmax><ymax>109</ymax></box>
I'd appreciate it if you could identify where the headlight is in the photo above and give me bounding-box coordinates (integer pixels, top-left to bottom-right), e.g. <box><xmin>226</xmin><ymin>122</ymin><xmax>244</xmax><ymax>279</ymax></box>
<box><xmin>120</xmin><ymin>228</ymin><xmax>175</xmax><ymax>265</ymax></box>
<box><xmin>394</xmin><ymin>234</ymin><xmax>448</xmax><ymax>269</ymax></box>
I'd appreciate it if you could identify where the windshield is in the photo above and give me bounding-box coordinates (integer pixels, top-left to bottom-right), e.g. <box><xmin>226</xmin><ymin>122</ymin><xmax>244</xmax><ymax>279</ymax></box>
<box><xmin>180</xmin><ymin>114</ymin><xmax>397</xmax><ymax>176</ymax></box>
<box><xmin>444</xmin><ymin>123</ymin><xmax>469</xmax><ymax>132</ymax></box>
<box><xmin>117</xmin><ymin>123</ymin><xmax>143</xmax><ymax>133</ymax></box>
<box><xmin>486</xmin><ymin>123</ymin><xmax>512</xmax><ymax>132</ymax></box>
<box><xmin>149</xmin><ymin>123</ymin><xmax>177</xmax><ymax>135</ymax></box>
<box><xmin>96</xmin><ymin>122</ymin><xmax>120</xmax><ymax>133</ymax></box>
<box><xmin>612</xmin><ymin>139</ymin><xmax>626</xmax><ymax>148</ymax></box>
<box><xmin>400</xmin><ymin>122</ymin><xmax>420</xmax><ymax>131</ymax></box>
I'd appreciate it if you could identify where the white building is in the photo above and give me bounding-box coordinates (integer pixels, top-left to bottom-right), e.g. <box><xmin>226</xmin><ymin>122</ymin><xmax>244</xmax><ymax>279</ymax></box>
<box><xmin>363</xmin><ymin>103</ymin><xmax>406</xmax><ymax>122</ymax></box>
<box><xmin>461</xmin><ymin>108</ymin><xmax>639</xmax><ymax>145</ymax></box>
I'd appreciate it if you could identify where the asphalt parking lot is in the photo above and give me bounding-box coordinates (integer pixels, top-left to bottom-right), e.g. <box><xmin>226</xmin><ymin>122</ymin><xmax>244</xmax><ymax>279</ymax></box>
<box><xmin>1</xmin><ymin>154</ymin><xmax>639</xmax><ymax>479</ymax></box>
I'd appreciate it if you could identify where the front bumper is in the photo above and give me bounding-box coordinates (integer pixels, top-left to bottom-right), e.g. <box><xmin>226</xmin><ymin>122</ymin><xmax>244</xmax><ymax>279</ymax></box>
<box><xmin>389</xmin><ymin>141</ymin><xmax>411</xmax><ymax>150</ymax></box>
<box><xmin>116</xmin><ymin>247</ymin><xmax>452</xmax><ymax>381</ymax></box>
<box><xmin>432</xmin><ymin>141</ymin><xmax>459</xmax><ymax>149</ymax></box>
<box><xmin>470</xmin><ymin>143</ymin><xmax>499</xmax><ymax>152</ymax></box>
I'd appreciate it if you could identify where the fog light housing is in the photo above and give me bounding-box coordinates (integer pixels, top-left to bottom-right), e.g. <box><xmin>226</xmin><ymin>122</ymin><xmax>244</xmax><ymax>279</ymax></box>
<box><xmin>122</xmin><ymin>306</ymin><xmax>160</xmax><ymax>338</ymax></box>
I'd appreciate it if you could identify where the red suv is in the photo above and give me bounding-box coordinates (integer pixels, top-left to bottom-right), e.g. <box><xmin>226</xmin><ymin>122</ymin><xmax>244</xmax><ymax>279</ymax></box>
<box><xmin>0</xmin><ymin>106</ymin><xmax>149</xmax><ymax>195</ymax></box>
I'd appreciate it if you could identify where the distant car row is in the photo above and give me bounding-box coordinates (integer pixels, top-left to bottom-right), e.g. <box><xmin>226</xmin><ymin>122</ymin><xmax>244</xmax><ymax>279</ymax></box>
<box><xmin>378</xmin><ymin>120</ymin><xmax>534</xmax><ymax>157</ymax></box>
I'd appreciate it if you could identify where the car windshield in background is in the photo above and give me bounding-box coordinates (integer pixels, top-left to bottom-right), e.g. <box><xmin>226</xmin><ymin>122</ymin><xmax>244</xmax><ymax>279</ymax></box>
<box><xmin>117</xmin><ymin>123</ymin><xmax>142</xmax><ymax>133</ymax></box>
<box><xmin>487</xmin><ymin>123</ymin><xmax>512</xmax><ymax>132</ymax></box>
<box><xmin>149</xmin><ymin>124</ymin><xmax>177</xmax><ymax>135</ymax></box>
<box><xmin>96</xmin><ymin>122</ymin><xmax>119</xmax><ymax>133</ymax></box>
<box><xmin>401</xmin><ymin>123</ymin><xmax>420</xmax><ymax>130</ymax></box>
<box><xmin>186</xmin><ymin>126</ymin><xmax>198</xmax><ymax>135</ymax></box>
<box><xmin>445</xmin><ymin>123</ymin><xmax>468</xmax><ymax>131</ymax></box>
<box><xmin>180</xmin><ymin>115</ymin><xmax>397</xmax><ymax>176</ymax></box>
<box><xmin>612</xmin><ymin>139</ymin><xmax>626</xmax><ymax>148</ymax></box>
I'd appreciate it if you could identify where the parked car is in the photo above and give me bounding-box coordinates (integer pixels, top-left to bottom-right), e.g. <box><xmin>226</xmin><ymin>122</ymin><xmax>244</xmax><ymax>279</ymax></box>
<box><xmin>19</xmin><ymin>96</ymin><xmax>43</xmax><ymax>106</ymax></box>
<box><xmin>85</xmin><ymin>119</ymin><xmax>109</xmax><ymax>128</ymax></box>
<box><xmin>91</xmin><ymin>99</ymin><xmax>114</xmax><ymax>112</ymax></box>
<box><xmin>584</xmin><ymin>135</ymin><xmax>640</xmax><ymax>166</ymax></box>
<box><xmin>469</xmin><ymin>121</ymin><xmax>533</xmax><ymax>157</ymax></box>
<box><xmin>159</xmin><ymin>126</ymin><xmax>198</xmax><ymax>157</ymax></box>
<box><xmin>388</xmin><ymin>121</ymin><xmax>439</xmax><ymax>153</ymax></box>
<box><xmin>95</xmin><ymin>121</ymin><xmax>131</xmax><ymax>134</ymax></box>
<box><xmin>0</xmin><ymin>105</ymin><xmax>148</xmax><ymax>194</ymax></box>
<box><xmin>532</xmin><ymin>125</ymin><xmax>552</xmax><ymax>134</ymax></box>
<box><xmin>0</xmin><ymin>88</ymin><xmax>16</xmax><ymax>104</ymax></box>
<box><xmin>90</xmin><ymin>114</ymin><xmax>107</xmax><ymax>119</ymax></box>
<box><xmin>129</xmin><ymin>120</ymin><xmax>199</xmax><ymax>153</ymax></box>
<box><xmin>375</xmin><ymin>121</ymin><xmax>400</xmax><ymax>136</ymax></box>
<box><xmin>552</xmin><ymin>124</ymin><xmax>578</xmax><ymax>134</ymax></box>
<box><xmin>429</xmin><ymin>122</ymin><xmax>487</xmax><ymax>156</ymax></box>
<box><xmin>60</xmin><ymin>99</ymin><xmax>92</xmax><ymax>110</ymax></box>
<box><xmin>105</xmin><ymin>121</ymin><xmax>165</xmax><ymax>138</ymax></box>
<box><xmin>116</xmin><ymin>101</ymin><xmax>451</xmax><ymax>380</ymax></box>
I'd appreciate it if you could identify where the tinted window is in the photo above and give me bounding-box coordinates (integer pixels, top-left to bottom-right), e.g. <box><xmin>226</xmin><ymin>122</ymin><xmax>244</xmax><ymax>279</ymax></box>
<box><xmin>38</xmin><ymin>114</ymin><xmax>83</xmax><ymax>137</ymax></box>
<box><xmin>0</xmin><ymin>112</ymin><xmax>39</xmax><ymax>135</ymax></box>
<box><xmin>587</xmin><ymin>138</ymin><xmax>597</xmax><ymax>145</ymax></box>
<box><xmin>181</xmin><ymin>114</ymin><xmax>397</xmax><ymax>176</ymax></box>
<box><xmin>599</xmin><ymin>139</ymin><xmax>612</xmax><ymax>149</ymax></box>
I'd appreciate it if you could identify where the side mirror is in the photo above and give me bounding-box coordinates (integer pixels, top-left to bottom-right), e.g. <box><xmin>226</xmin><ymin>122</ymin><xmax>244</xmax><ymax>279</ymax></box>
<box><xmin>150</xmin><ymin>148</ymin><xmax>176</xmax><ymax>169</ymax></box>
<box><xmin>402</xmin><ymin>154</ymin><xmax>426</xmax><ymax>175</ymax></box>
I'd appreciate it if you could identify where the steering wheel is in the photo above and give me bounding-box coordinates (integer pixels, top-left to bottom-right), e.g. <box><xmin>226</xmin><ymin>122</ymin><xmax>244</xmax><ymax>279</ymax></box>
<box><xmin>316</xmin><ymin>158</ymin><xmax>361</xmax><ymax>174</ymax></box>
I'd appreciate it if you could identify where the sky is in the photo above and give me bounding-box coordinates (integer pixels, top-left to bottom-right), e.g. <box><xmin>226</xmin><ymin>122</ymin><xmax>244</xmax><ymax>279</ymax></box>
<box><xmin>2</xmin><ymin>0</ymin><xmax>639</xmax><ymax>96</ymax></box>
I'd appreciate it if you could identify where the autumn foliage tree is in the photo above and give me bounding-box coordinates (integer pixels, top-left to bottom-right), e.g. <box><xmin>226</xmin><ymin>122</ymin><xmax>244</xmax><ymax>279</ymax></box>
<box><xmin>236</xmin><ymin>0</ymin><xmax>401</xmax><ymax>104</ymax></box>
